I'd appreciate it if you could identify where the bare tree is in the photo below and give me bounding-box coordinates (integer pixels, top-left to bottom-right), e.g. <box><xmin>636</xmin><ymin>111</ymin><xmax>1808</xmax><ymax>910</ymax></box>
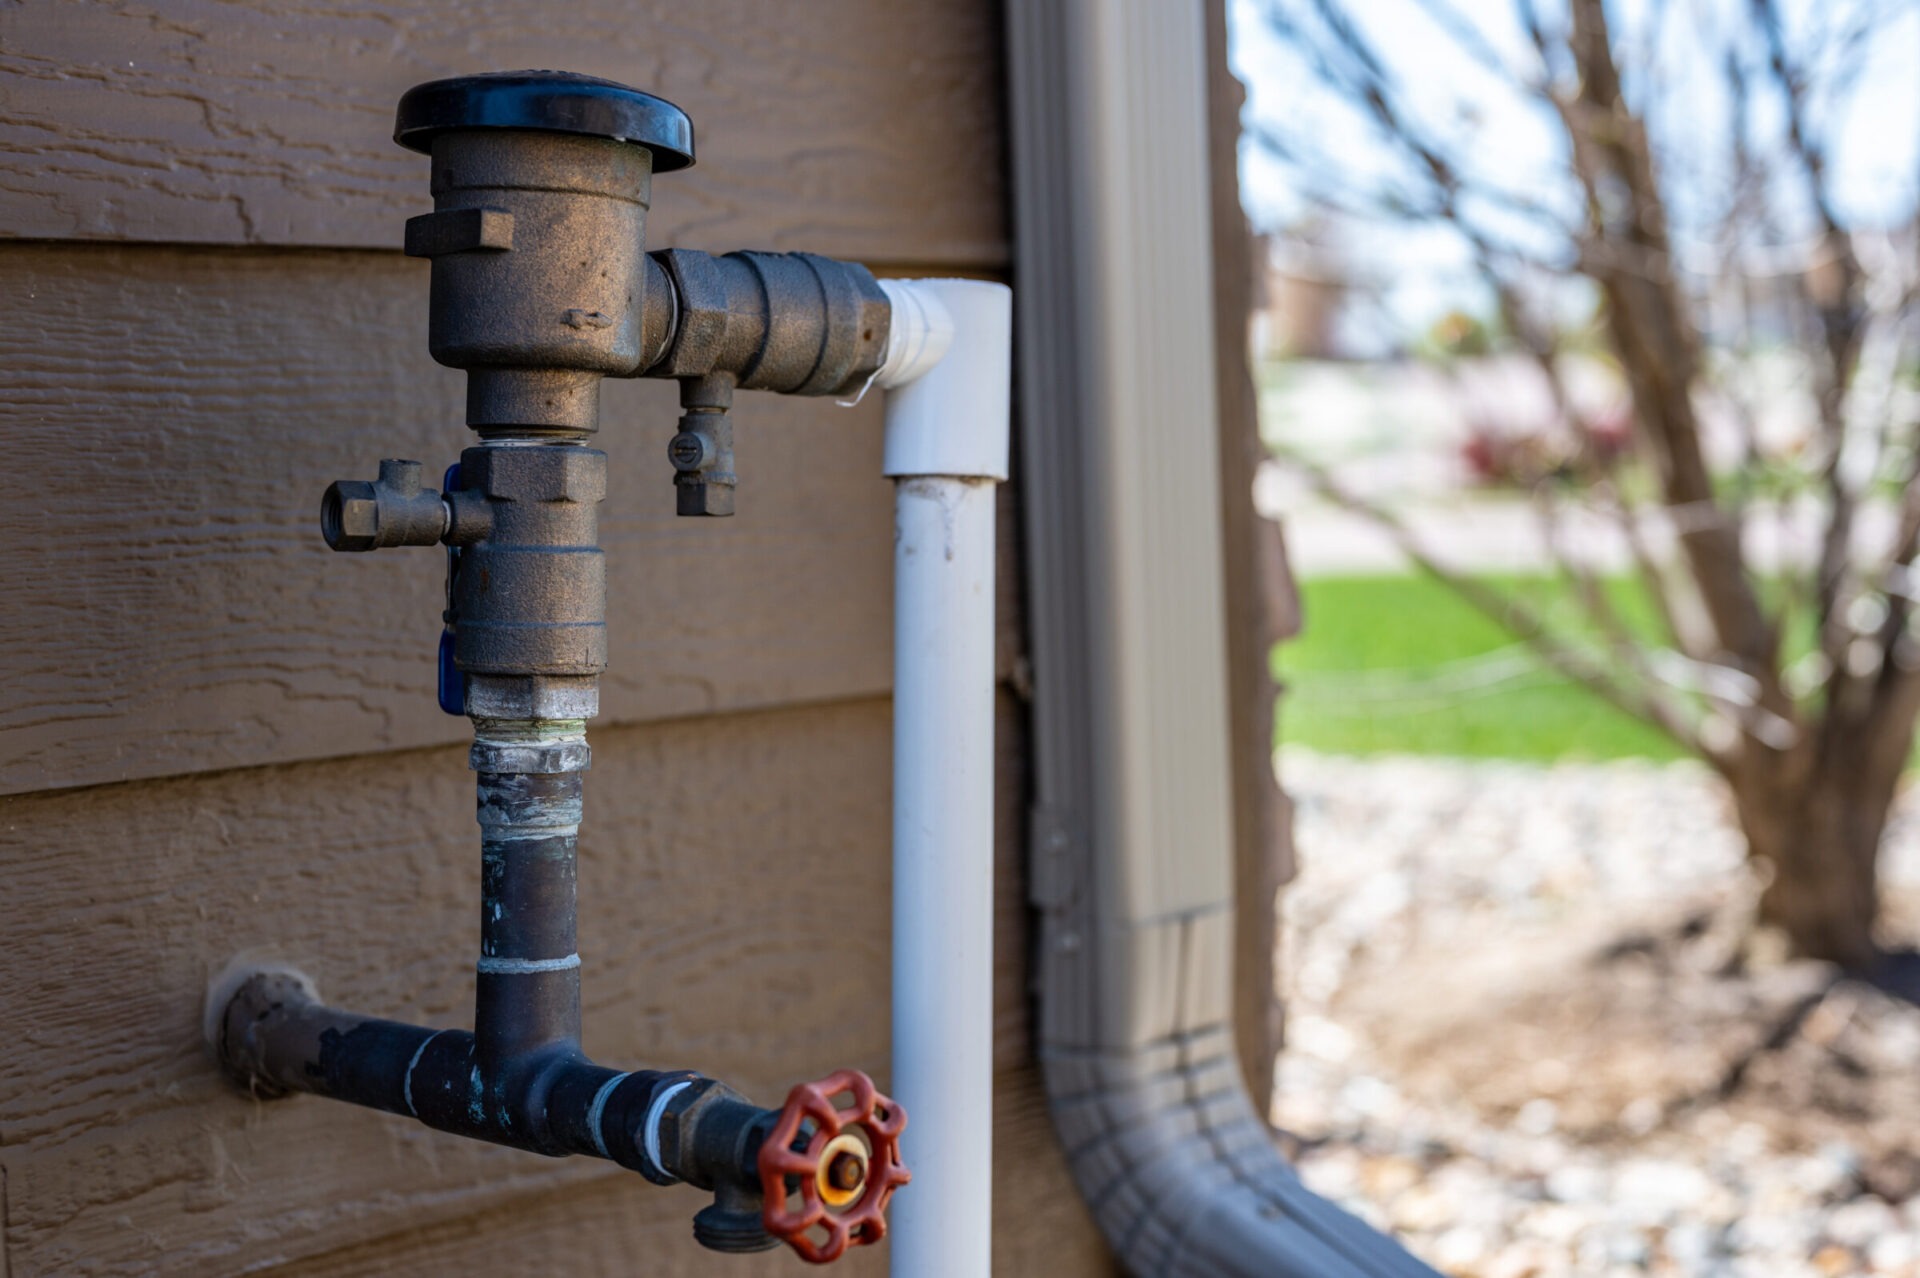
<box><xmin>1252</xmin><ymin>0</ymin><xmax>1920</xmax><ymax>970</ymax></box>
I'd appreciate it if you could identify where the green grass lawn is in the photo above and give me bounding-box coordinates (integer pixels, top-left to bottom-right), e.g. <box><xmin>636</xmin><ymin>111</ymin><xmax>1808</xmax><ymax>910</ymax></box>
<box><xmin>1276</xmin><ymin>573</ymin><xmax>1689</xmax><ymax>762</ymax></box>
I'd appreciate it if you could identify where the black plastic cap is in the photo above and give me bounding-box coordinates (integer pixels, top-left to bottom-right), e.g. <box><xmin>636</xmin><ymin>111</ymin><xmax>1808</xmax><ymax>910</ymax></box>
<box><xmin>394</xmin><ymin>71</ymin><xmax>695</xmax><ymax>171</ymax></box>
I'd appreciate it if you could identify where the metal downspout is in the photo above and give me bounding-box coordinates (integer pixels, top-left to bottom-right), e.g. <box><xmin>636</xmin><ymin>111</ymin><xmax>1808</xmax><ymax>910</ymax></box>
<box><xmin>1005</xmin><ymin>3</ymin><xmax>1438</xmax><ymax>1273</ymax></box>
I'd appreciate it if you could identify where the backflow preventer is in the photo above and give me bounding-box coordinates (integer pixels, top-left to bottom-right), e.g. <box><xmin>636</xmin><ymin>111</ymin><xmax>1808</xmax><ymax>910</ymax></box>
<box><xmin>213</xmin><ymin>73</ymin><xmax>918</xmax><ymax>1264</ymax></box>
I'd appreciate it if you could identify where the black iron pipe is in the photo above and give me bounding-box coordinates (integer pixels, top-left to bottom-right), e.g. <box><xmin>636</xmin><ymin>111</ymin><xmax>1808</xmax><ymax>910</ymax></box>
<box><xmin>217</xmin><ymin>712</ymin><xmax>790</xmax><ymax>1249</ymax></box>
<box><xmin>474</xmin><ymin>770</ymin><xmax>583</xmax><ymax>1069</ymax></box>
<box><xmin>219</xmin><ymin>970</ymin><xmax>715</xmax><ymax>1170</ymax></box>
<box><xmin>218</xmin><ymin>969</ymin><xmax>785</xmax><ymax>1252</ymax></box>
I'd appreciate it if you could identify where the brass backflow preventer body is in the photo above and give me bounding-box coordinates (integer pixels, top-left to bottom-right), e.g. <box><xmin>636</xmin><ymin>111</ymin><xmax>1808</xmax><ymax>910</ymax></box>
<box><xmin>217</xmin><ymin>72</ymin><xmax>908</xmax><ymax>1265</ymax></box>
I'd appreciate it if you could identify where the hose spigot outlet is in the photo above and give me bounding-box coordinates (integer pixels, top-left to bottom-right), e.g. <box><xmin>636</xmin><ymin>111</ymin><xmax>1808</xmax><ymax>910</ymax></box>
<box><xmin>758</xmin><ymin>1069</ymin><xmax>910</xmax><ymax>1264</ymax></box>
<box><xmin>693</xmin><ymin>1183</ymin><xmax>784</xmax><ymax>1255</ymax></box>
<box><xmin>320</xmin><ymin>458</ymin><xmax>449</xmax><ymax>552</ymax></box>
<box><xmin>628</xmin><ymin>1077</ymin><xmax>778</xmax><ymax>1252</ymax></box>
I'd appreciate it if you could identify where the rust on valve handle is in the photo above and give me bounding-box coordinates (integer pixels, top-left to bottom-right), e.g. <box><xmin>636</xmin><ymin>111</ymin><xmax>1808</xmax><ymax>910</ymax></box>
<box><xmin>758</xmin><ymin>1069</ymin><xmax>911</xmax><ymax>1264</ymax></box>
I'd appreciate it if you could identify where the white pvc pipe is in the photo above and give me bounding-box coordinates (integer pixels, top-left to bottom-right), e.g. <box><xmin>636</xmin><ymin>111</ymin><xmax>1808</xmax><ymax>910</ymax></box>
<box><xmin>879</xmin><ymin>278</ymin><xmax>1012</xmax><ymax>1278</ymax></box>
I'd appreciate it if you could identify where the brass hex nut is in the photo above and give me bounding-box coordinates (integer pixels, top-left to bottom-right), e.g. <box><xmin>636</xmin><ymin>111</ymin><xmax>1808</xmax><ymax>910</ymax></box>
<box><xmin>322</xmin><ymin>480</ymin><xmax>381</xmax><ymax>552</ymax></box>
<box><xmin>465</xmin><ymin>446</ymin><xmax>607</xmax><ymax>504</ymax></box>
<box><xmin>555</xmin><ymin>447</ymin><xmax>610</xmax><ymax>503</ymax></box>
<box><xmin>652</xmin><ymin>1076</ymin><xmax>722</xmax><ymax>1177</ymax></box>
<box><xmin>675</xmin><ymin>477</ymin><xmax>736</xmax><ymax>517</ymax></box>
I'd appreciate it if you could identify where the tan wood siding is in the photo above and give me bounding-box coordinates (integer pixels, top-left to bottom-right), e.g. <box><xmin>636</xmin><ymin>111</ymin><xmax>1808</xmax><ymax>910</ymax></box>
<box><xmin>0</xmin><ymin>697</ymin><xmax>1107</xmax><ymax>1275</ymax></box>
<box><xmin>0</xmin><ymin>0</ymin><xmax>1007</xmax><ymax>265</ymax></box>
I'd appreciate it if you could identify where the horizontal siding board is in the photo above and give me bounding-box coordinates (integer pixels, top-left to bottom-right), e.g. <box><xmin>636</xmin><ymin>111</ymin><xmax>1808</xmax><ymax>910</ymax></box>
<box><xmin>263</xmin><ymin>1173</ymin><xmax>882</xmax><ymax>1277</ymax></box>
<box><xmin>0</xmin><ymin>242</ymin><xmax>1020</xmax><ymax>796</ymax></box>
<box><xmin>0</xmin><ymin>695</ymin><xmax>1101</xmax><ymax>1275</ymax></box>
<box><xmin>0</xmin><ymin>0</ymin><xmax>1007</xmax><ymax>265</ymax></box>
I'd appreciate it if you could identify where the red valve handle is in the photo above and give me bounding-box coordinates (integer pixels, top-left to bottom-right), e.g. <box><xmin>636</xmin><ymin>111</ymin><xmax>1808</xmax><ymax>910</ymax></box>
<box><xmin>758</xmin><ymin>1068</ymin><xmax>910</xmax><ymax>1264</ymax></box>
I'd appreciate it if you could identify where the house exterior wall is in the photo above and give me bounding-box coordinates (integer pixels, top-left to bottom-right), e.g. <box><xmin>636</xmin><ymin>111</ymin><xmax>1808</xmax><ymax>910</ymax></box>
<box><xmin>0</xmin><ymin>5</ymin><xmax>1112</xmax><ymax>1273</ymax></box>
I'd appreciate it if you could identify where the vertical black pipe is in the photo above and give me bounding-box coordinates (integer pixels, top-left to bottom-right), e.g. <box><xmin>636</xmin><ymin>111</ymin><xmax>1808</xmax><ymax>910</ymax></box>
<box><xmin>474</xmin><ymin>768</ymin><xmax>583</xmax><ymax>1061</ymax></box>
<box><xmin>470</xmin><ymin>718</ymin><xmax>590</xmax><ymax>1148</ymax></box>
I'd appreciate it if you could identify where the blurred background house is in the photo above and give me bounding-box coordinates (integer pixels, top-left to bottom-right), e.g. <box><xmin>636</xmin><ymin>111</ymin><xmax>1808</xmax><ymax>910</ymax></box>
<box><xmin>1250</xmin><ymin>227</ymin><xmax>1359</xmax><ymax>362</ymax></box>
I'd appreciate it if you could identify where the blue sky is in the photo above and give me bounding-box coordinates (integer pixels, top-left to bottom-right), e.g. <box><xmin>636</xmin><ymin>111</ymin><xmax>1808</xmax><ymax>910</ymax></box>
<box><xmin>1228</xmin><ymin>0</ymin><xmax>1920</xmax><ymax>342</ymax></box>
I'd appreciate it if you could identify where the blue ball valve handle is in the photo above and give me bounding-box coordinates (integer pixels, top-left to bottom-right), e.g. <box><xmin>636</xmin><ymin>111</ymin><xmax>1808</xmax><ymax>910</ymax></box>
<box><xmin>437</xmin><ymin>462</ymin><xmax>464</xmax><ymax>715</ymax></box>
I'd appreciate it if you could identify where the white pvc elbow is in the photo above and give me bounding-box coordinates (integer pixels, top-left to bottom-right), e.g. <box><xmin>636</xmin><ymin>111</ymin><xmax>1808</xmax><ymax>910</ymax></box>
<box><xmin>878</xmin><ymin>279</ymin><xmax>1012</xmax><ymax>480</ymax></box>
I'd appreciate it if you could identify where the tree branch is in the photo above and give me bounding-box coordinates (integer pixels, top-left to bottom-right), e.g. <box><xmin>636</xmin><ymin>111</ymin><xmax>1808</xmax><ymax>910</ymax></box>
<box><xmin>1559</xmin><ymin>0</ymin><xmax>1786</xmax><ymax>715</ymax></box>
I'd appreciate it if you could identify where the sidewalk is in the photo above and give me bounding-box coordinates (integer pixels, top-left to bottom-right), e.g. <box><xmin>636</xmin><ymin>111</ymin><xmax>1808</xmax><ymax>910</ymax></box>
<box><xmin>1259</xmin><ymin>464</ymin><xmax>1903</xmax><ymax>580</ymax></box>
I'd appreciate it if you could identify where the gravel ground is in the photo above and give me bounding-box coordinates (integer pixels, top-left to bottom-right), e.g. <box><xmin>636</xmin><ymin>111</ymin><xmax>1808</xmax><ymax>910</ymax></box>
<box><xmin>1277</xmin><ymin>749</ymin><xmax>1920</xmax><ymax>1278</ymax></box>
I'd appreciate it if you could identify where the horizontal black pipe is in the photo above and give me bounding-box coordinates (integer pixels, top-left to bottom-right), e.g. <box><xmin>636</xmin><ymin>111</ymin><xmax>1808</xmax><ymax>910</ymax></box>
<box><xmin>216</xmin><ymin>968</ymin><xmax>778</xmax><ymax>1208</ymax></box>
